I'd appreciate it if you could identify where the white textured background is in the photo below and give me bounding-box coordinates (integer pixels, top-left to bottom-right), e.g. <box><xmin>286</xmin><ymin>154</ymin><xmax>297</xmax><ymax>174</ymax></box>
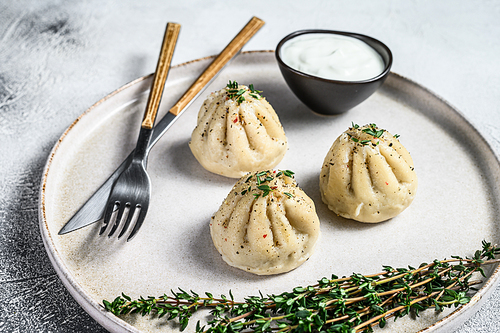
<box><xmin>1</xmin><ymin>0</ymin><xmax>499</xmax><ymax>332</ymax></box>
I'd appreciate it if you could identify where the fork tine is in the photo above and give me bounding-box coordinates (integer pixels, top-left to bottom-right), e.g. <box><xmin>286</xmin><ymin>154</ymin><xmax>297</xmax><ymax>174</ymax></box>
<box><xmin>108</xmin><ymin>202</ymin><xmax>128</xmax><ymax>237</ymax></box>
<box><xmin>100</xmin><ymin>201</ymin><xmax>118</xmax><ymax>235</ymax></box>
<box><xmin>118</xmin><ymin>203</ymin><xmax>139</xmax><ymax>239</ymax></box>
<box><xmin>127</xmin><ymin>203</ymin><xmax>149</xmax><ymax>241</ymax></box>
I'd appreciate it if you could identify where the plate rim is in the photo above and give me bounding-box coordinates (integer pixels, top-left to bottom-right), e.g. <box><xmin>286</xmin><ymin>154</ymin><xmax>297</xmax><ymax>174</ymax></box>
<box><xmin>38</xmin><ymin>50</ymin><xmax>500</xmax><ymax>333</ymax></box>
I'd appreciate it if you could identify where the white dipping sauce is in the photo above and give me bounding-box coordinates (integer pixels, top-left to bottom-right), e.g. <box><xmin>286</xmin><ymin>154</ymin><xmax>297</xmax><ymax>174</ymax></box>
<box><xmin>280</xmin><ymin>33</ymin><xmax>385</xmax><ymax>81</ymax></box>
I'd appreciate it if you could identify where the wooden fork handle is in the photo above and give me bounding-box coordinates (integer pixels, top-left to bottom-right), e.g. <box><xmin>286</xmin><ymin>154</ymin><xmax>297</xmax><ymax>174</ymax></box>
<box><xmin>142</xmin><ymin>22</ymin><xmax>181</xmax><ymax>129</ymax></box>
<box><xmin>168</xmin><ymin>16</ymin><xmax>265</xmax><ymax>116</ymax></box>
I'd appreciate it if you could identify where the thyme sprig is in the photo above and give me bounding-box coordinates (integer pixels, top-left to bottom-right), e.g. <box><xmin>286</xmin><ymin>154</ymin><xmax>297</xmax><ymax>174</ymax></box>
<box><xmin>103</xmin><ymin>241</ymin><xmax>500</xmax><ymax>333</ymax></box>
<box><xmin>226</xmin><ymin>81</ymin><xmax>263</xmax><ymax>104</ymax></box>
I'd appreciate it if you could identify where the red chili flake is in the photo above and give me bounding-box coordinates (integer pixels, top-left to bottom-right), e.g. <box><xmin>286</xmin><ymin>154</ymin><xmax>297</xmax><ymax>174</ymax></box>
<box><xmin>385</xmin><ymin>182</ymin><xmax>389</xmax><ymax>185</ymax></box>
<box><xmin>271</xmin><ymin>186</ymin><xmax>278</xmax><ymax>190</ymax></box>
<box><xmin>263</xmin><ymin>234</ymin><xmax>267</xmax><ymax>238</ymax></box>
<box><xmin>224</xmin><ymin>238</ymin><xmax>227</xmax><ymax>241</ymax></box>
<box><xmin>233</xmin><ymin>117</ymin><xmax>238</xmax><ymax>123</ymax></box>
<box><xmin>273</xmin><ymin>170</ymin><xmax>276</xmax><ymax>173</ymax></box>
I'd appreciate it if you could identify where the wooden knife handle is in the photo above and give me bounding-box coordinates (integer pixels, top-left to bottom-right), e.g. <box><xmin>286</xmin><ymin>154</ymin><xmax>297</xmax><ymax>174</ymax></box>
<box><xmin>168</xmin><ymin>16</ymin><xmax>265</xmax><ymax>116</ymax></box>
<box><xmin>142</xmin><ymin>22</ymin><xmax>181</xmax><ymax>129</ymax></box>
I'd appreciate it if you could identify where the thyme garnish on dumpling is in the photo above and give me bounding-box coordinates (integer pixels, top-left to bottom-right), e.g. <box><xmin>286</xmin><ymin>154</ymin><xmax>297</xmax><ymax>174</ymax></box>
<box><xmin>250</xmin><ymin>169</ymin><xmax>295</xmax><ymax>199</ymax></box>
<box><xmin>239</xmin><ymin>170</ymin><xmax>295</xmax><ymax>199</ymax></box>
<box><xmin>348</xmin><ymin>123</ymin><xmax>384</xmax><ymax>145</ymax></box>
<box><xmin>226</xmin><ymin>80</ymin><xmax>263</xmax><ymax>104</ymax></box>
<box><xmin>103</xmin><ymin>241</ymin><xmax>500</xmax><ymax>333</ymax></box>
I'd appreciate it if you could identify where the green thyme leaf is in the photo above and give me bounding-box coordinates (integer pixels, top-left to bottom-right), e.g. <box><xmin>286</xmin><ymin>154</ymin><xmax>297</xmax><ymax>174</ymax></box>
<box><xmin>362</xmin><ymin>128</ymin><xmax>384</xmax><ymax>138</ymax></box>
<box><xmin>226</xmin><ymin>80</ymin><xmax>238</xmax><ymax>89</ymax></box>
<box><xmin>257</xmin><ymin>185</ymin><xmax>272</xmax><ymax>191</ymax></box>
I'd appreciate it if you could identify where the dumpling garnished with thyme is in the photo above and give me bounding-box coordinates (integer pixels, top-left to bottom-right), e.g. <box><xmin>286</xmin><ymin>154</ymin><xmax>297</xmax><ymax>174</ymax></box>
<box><xmin>320</xmin><ymin>123</ymin><xmax>417</xmax><ymax>223</ymax></box>
<box><xmin>210</xmin><ymin>170</ymin><xmax>320</xmax><ymax>275</ymax></box>
<box><xmin>189</xmin><ymin>81</ymin><xmax>288</xmax><ymax>178</ymax></box>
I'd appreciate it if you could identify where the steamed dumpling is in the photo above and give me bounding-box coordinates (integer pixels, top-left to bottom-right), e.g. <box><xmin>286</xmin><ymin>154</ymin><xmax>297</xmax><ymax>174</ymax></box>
<box><xmin>210</xmin><ymin>170</ymin><xmax>320</xmax><ymax>275</ymax></box>
<box><xmin>320</xmin><ymin>123</ymin><xmax>417</xmax><ymax>223</ymax></box>
<box><xmin>189</xmin><ymin>82</ymin><xmax>288</xmax><ymax>178</ymax></box>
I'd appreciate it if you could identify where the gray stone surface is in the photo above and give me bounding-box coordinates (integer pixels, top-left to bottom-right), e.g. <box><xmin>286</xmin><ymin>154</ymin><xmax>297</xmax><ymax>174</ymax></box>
<box><xmin>1</xmin><ymin>0</ymin><xmax>499</xmax><ymax>332</ymax></box>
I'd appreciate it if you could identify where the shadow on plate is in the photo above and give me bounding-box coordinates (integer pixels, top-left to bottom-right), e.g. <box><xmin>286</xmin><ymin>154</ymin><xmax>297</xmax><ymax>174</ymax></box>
<box><xmin>247</xmin><ymin>79</ymin><xmax>343</xmax><ymax>129</ymax></box>
<box><xmin>156</xmin><ymin>137</ymin><xmax>238</xmax><ymax>187</ymax></box>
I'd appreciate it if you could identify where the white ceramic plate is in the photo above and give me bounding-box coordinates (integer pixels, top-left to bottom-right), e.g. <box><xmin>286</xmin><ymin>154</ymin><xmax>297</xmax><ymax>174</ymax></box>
<box><xmin>40</xmin><ymin>51</ymin><xmax>500</xmax><ymax>333</ymax></box>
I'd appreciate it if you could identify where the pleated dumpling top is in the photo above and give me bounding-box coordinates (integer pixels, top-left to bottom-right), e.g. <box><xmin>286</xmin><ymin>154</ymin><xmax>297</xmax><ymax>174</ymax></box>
<box><xmin>189</xmin><ymin>82</ymin><xmax>287</xmax><ymax>178</ymax></box>
<box><xmin>320</xmin><ymin>123</ymin><xmax>417</xmax><ymax>223</ymax></box>
<box><xmin>210</xmin><ymin>170</ymin><xmax>320</xmax><ymax>275</ymax></box>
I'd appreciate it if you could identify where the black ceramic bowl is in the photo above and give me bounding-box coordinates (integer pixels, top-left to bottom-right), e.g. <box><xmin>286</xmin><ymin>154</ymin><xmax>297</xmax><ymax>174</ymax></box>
<box><xmin>275</xmin><ymin>29</ymin><xmax>393</xmax><ymax>115</ymax></box>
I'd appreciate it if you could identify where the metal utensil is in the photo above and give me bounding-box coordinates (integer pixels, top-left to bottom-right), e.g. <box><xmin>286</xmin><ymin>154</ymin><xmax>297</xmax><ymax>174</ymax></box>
<box><xmin>99</xmin><ymin>22</ymin><xmax>180</xmax><ymax>240</ymax></box>
<box><xmin>58</xmin><ymin>17</ymin><xmax>265</xmax><ymax>236</ymax></box>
